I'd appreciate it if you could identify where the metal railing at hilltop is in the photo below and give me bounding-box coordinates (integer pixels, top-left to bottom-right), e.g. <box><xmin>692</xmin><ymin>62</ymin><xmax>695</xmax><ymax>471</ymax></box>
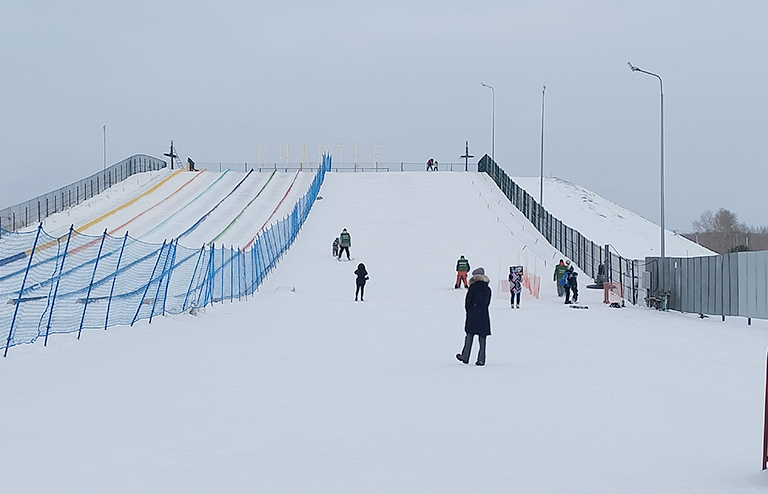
<box><xmin>195</xmin><ymin>161</ymin><xmax>479</xmax><ymax>173</ymax></box>
<box><xmin>0</xmin><ymin>155</ymin><xmax>167</xmax><ymax>232</ymax></box>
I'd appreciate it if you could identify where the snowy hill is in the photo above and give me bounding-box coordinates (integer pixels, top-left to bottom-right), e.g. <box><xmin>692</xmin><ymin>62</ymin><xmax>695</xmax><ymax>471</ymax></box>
<box><xmin>2</xmin><ymin>171</ymin><xmax>766</xmax><ymax>493</ymax></box>
<box><xmin>513</xmin><ymin>176</ymin><xmax>714</xmax><ymax>259</ymax></box>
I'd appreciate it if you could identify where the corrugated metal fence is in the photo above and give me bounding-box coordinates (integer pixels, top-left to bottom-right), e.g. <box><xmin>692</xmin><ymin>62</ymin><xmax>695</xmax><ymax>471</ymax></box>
<box><xmin>647</xmin><ymin>252</ymin><xmax>768</xmax><ymax>320</ymax></box>
<box><xmin>0</xmin><ymin>155</ymin><xmax>167</xmax><ymax>232</ymax></box>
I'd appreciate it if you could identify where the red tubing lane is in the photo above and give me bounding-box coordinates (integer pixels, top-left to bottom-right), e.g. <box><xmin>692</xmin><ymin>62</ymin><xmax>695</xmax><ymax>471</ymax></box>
<box><xmin>243</xmin><ymin>169</ymin><xmax>301</xmax><ymax>250</ymax></box>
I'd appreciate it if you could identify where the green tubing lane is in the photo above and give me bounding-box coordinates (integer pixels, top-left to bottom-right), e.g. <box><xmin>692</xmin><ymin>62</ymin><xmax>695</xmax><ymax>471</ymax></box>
<box><xmin>208</xmin><ymin>169</ymin><xmax>277</xmax><ymax>245</ymax></box>
<box><xmin>139</xmin><ymin>169</ymin><xmax>231</xmax><ymax>241</ymax></box>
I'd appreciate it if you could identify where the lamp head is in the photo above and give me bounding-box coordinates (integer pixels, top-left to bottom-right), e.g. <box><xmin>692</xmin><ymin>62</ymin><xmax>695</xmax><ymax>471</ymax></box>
<box><xmin>627</xmin><ymin>61</ymin><xmax>639</xmax><ymax>72</ymax></box>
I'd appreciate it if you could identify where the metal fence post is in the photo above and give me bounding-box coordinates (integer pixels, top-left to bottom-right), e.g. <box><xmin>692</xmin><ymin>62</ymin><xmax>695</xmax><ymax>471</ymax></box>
<box><xmin>160</xmin><ymin>239</ymin><xmax>179</xmax><ymax>316</ymax></box>
<box><xmin>44</xmin><ymin>225</ymin><xmax>75</xmax><ymax>346</ymax></box>
<box><xmin>150</xmin><ymin>239</ymin><xmax>175</xmax><ymax>323</ymax></box>
<box><xmin>78</xmin><ymin>229</ymin><xmax>108</xmax><ymax>340</ymax></box>
<box><xmin>5</xmin><ymin>223</ymin><xmax>43</xmax><ymax>356</ymax></box>
<box><xmin>183</xmin><ymin>245</ymin><xmax>207</xmax><ymax>311</ymax></box>
<box><xmin>105</xmin><ymin>232</ymin><xmax>129</xmax><ymax>330</ymax></box>
<box><xmin>132</xmin><ymin>241</ymin><xmax>167</xmax><ymax>326</ymax></box>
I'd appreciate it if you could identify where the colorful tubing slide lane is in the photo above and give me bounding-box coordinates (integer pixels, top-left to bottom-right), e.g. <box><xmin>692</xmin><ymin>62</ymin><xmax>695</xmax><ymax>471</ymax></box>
<box><xmin>0</xmin><ymin>169</ymin><xmax>186</xmax><ymax>268</ymax></box>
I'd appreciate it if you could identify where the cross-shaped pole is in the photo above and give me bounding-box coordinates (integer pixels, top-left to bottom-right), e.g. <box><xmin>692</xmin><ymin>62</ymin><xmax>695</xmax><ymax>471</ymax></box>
<box><xmin>164</xmin><ymin>140</ymin><xmax>179</xmax><ymax>169</ymax></box>
<box><xmin>460</xmin><ymin>141</ymin><xmax>474</xmax><ymax>172</ymax></box>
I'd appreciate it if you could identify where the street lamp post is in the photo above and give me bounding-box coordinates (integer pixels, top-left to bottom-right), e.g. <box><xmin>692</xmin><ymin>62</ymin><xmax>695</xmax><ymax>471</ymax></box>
<box><xmin>540</xmin><ymin>85</ymin><xmax>546</xmax><ymax>205</ymax></box>
<box><xmin>480</xmin><ymin>82</ymin><xmax>495</xmax><ymax>162</ymax></box>
<box><xmin>628</xmin><ymin>61</ymin><xmax>666</xmax><ymax>294</ymax></box>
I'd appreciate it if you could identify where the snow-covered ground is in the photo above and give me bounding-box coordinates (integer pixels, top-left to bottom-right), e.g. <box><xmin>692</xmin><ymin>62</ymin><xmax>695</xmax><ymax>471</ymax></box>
<box><xmin>513</xmin><ymin>176</ymin><xmax>714</xmax><ymax>259</ymax></box>
<box><xmin>2</xmin><ymin>171</ymin><xmax>767</xmax><ymax>493</ymax></box>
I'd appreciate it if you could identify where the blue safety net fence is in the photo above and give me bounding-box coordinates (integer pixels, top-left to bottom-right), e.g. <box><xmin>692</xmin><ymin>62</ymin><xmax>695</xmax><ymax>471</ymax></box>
<box><xmin>0</xmin><ymin>155</ymin><xmax>331</xmax><ymax>355</ymax></box>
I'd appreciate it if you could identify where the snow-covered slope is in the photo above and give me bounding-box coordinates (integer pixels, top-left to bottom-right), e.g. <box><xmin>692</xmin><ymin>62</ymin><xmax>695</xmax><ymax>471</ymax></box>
<box><xmin>513</xmin><ymin>176</ymin><xmax>714</xmax><ymax>259</ymax></box>
<box><xmin>1</xmin><ymin>171</ymin><xmax>766</xmax><ymax>493</ymax></box>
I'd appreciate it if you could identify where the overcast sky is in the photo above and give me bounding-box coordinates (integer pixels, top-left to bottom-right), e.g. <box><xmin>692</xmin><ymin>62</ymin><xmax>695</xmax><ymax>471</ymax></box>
<box><xmin>1</xmin><ymin>0</ymin><xmax>765</xmax><ymax>231</ymax></box>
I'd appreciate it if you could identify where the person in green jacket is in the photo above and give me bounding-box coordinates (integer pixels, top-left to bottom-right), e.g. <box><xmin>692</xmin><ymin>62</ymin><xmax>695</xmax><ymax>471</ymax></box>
<box><xmin>455</xmin><ymin>255</ymin><xmax>470</xmax><ymax>289</ymax></box>
<box><xmin>338</xmin><ymin>228</ymin><xmax>352</xmax><ymax>260</ymax></box>
<box><xmin>554</xmin><ymin>259</ymin><xmax>569</xmax><ymax>297</ymax></box>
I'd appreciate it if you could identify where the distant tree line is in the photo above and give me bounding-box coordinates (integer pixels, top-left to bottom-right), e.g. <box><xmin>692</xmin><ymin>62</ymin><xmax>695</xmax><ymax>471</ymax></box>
<box><xmin>683</xmin><ymin>208</ymin><xmax>768</xmax><ymax>254</ymax></box>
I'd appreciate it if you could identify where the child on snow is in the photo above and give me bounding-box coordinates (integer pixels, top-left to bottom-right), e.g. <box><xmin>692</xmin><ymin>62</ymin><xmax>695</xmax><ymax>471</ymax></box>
<box><xmin>509</xmin><ymin>266</ymin><xmax>523</xmax><ymax>308</ymax></box>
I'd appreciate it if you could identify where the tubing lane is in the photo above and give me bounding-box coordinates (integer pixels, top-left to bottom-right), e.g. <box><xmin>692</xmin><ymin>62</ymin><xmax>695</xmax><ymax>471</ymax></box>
<box><xmin>138</xmin><ymin>169</ymin><xmax>232</xmax><ymax>241</ymax></box>
<box><xmin>0</xmin><ymin>169</ymin><xmax>184</xmax><ymax>268</ymax></box>
<box><xmin>208</xmin><ymin>169</ymin><xmax>277</xmax><ymax>245</ymax></box>
<box><xmin>67</xmin><ymin>170</ymin><xmax>206</xmax><ymax>256</ymax></box>
<box><xmin>175</xmin><ymin>170</ymin><xmax>255</xmax><ymax>240</ymax></box>
<box><xmin>243</xmin><ymin>169</ymin><xmax>301</xmax><ymax>250</ymax></box>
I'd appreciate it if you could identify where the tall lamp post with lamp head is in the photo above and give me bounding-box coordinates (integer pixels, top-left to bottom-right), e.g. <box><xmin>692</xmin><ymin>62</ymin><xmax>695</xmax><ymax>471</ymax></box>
<box><xmin>480</xmin><ymin>82</ymin><xmax>495</xmax><ymax>162</ymax></box>
<box><xmin>628</xmin><ymin>61</ymin><xmax>666</xmax><ymax>291</ymax></box>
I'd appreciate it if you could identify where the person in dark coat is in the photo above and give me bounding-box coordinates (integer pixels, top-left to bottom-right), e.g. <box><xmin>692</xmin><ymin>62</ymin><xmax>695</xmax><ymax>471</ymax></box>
<box><xmin>354</xmin><ymin>263</ymin><xmax>369</xmax><ymax>301</ymax></box>
<box><xmin>564</xmin><ymin>266</ymin><xmax>579</xmax><ymax>304</ymax></box>
<box><xmin>456</xmin><ymin>267</ymin><xmax>492</xmax><ymax>366</ymax></box>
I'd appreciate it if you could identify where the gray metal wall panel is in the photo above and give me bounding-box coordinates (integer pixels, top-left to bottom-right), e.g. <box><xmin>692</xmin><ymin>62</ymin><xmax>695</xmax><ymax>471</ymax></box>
<box><xmin>714</xmin><ymin>256</ymin><xmax>723</xmax><ymax>314</ymax></box>
<box><xmin>729</xmin><ymin>254</ymin><xmax>739</xmax><ymax>317</ymax></box>
<box><xmin>686</xmin><ymin>258</ymin><xmax>696</xmax><ymax>313</ymax></box>
<box><xmin>693</xmin><ymin>257</ymin><xmax>702</xmax><ymax>314</ymax></box>
<box><xmin>738</xmin><ymin>252</ymin><xmax>749</xmax><ymax>316</ymax></box>
<box><xmin>706</xmin><ymin>256</ymin><xmax>717</xmax><ymax>315</ymax></box>
<box><xmin>747</xmin><ymin>253</ymin><xmax>759</xmax><ymax>318</ymax></box>
<box><xmin>756</xmin><ymin>251</ymin><xmax>768</xmax><ymax>318</ymax></box>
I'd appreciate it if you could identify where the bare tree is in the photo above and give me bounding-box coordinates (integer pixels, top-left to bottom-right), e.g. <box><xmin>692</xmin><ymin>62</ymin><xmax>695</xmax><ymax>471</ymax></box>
<box><xmin>692</xmin><ymin>208</ymin><xmax>745</xmax><ymax>234</ymax></box>
<box><xmin>691</xmin><ymin>208</ymin><xmax>749</xmax><ymax>253</ymax></box>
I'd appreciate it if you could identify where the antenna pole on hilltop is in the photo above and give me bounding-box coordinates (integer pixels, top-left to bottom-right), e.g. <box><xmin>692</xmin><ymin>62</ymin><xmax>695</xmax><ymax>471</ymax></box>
<box><xmin>164</xmin><ymin>140</ymin><xmax>179</xmax><ymax>169</ymax></box>
<box><xmin>460</xmin><ymin>141</ymin><xmax>474</xmax><ymax>172</ymax></box>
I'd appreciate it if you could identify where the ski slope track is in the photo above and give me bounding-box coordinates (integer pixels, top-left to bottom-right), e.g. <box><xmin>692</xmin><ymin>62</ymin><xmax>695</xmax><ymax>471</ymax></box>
<box><xmin>1</xmin><ymin>171</ymin><xmax>766</xmax><ymax>493</ymax></box>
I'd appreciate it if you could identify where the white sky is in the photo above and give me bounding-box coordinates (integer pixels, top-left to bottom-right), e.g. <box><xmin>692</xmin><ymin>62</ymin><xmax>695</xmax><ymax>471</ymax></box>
<box><xmin>1</xmin><ymin>0</ymin><xmax>766</xmax><ymax>231</ymax></box>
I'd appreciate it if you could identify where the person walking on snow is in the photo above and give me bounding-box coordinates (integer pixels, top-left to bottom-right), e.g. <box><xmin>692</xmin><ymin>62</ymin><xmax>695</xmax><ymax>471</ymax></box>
<box><xmin>455</xmin><ymin>255</ymin><xmax>470</xmax><ymax>289</ymax></box>
<box><xmin>554</xmin><ymin>259</ymin><xmax>568</xmax><ymax>297</ymax></box>
<box><xmin>332</xmin><ymin>237</ymin><xmax>340</xmax><ymax>257</ymax></box>
<box><xmin>354</xmin><ymin>263</ymin><xmax>369</xmax><ymax>301</ymax></box>
<box><xmin>456</xmin><ymin>267</ymin><xmax>492</xmax><ymax>366</ymax></box>
<box><xmin>338</xmin><ymin>228</ymin><xmax>351</xmax><ymax>260</ymax></box>
<box><xmin>509</xmin><ymin>266</ymin><xmax>523</xmax><ymax>308</ymax></box>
